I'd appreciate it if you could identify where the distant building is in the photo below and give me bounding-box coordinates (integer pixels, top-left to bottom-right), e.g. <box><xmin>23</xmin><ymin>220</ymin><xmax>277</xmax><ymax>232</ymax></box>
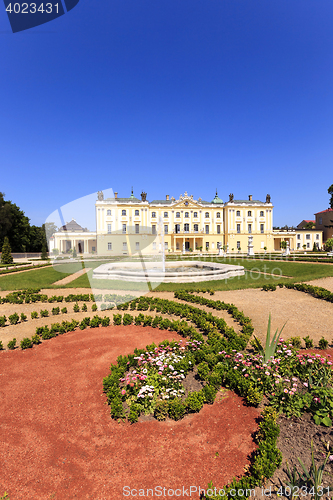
<box><xmin>315</xmin><ymin>208</ymin><xmax>333</xmax><ymax>243</ymax></box>
<box><xmin>297</xmin><ymin>220</ymin><xmax>315</xmax><ymax>229</ymax></box>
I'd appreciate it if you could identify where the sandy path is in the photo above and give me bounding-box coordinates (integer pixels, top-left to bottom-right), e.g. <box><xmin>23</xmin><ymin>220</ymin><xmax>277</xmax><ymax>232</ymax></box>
<box><xmin>52</xmin><ymin>268</ymin><xmax>92</xmax><ymax>286</ymax></box>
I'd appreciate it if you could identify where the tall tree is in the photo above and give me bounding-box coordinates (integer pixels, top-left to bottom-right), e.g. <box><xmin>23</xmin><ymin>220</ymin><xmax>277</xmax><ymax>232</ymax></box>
<box><xmin>1</xmin><ymin>236</ymin><xmax>13</xmax><ymax>264</ymax></box>
<box><xmin>328</xmin><ymin>184</ymin><xmax>333</xmax><ymax>209</ymax></box>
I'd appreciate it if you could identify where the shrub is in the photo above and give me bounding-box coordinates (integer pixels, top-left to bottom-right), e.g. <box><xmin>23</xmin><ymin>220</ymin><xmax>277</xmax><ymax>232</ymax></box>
<box><xmin>41</xmin><ymin>327</ymin><xmax>56</xmax><ymax>340</ymax></box>
<box><xmin>262</xmin><ymin>284</ymin><xmax>276</xmax><ymax>291</ymax></box>
<box><xmin>143</xmin><ymin>315</ymin><xmax>153</xmax><ymax>326</ymax></box>
<box><xmin>0</xmin><ymin>315</ymin><xmax>6</xmax><ymax>327</ymax></box>
<box><xmin>123</xmin><ymin>314</ymin><xmax>133</xmax><ymax>326</ymax></box>
<box><xmin>61</xmin><ymin>307</ymin><xmax>67</xmax><ymax>314</ymax></box>
<box><xmin>113</xmin><ymin>314</ymin><xmax>122</xmax><ymax>325</ymax></box>
<box><xmin>7</xmin><ymin>338</ymin><xmax>16</xmax><ymax>350</ymax></box>
<box><xmin>52</xmin><ymin>307</ymin><xmax>60</xmax><ymax>315</ymax></box>
<box><xmin>128</xmin><ymin>404</ymin><xmax>140</xmax><ymax>424</ymax></box>
<box><xmin>134</xmin><ymin>313</ymin><xmax>145</xmax><ymax>326</ymax></box>
<box><xmin>168</xmin><ymin>398</ymin><xmax>186</xmax><ymax>421</ymax></box>
<box><xmin>40</xmin><ymin>309</ymin><xmax>49</xmax><ymax>318</ymax></box>
<box><xmin>290</xmin><ymin>336</ymin><xmax>302</xmax><ymax>348</ymax></box>
<box><xmin>92</xmin><ymin>303</ymin><xmax>98</xmax><ymax>312</ymax></box>
<box><xmin>20</xmin><ymin>337</ymin><xmax>33</xmax><ymax>349</ymax></box>
<box><xmin>202</xmin><ymin>384</ymin><xmax>217</xmax><ymax>404</ymax></box>
<box><xmin>0</xmin><ymin>341</ymin><xmax>3</xmax><ymax>350</ymax></box>
<box><xmin>197</xmin><ymin>362</ymin><xmax>210</xmax><ymax>380</ymax></box>
<box><xmin>1</xmin><ymin>236</ymin><xmax>13</xmax><ymax>265</ymax></box>
<box><xmin>9</xmin><ymin>313</ymin><xmax>19</xmax><ymax>325</ymax></box>
<box><xmin>82</xmin><ymin>303</ymin><xmax>87</xmax><ymax>312</ymax></box>
<box><xmin>31</xmin><ymin>311</ymin><xmax>38</xmax><ymax>319</ymax></box>
<box><xmin>31</xmin><ymin>334</ymin><xmax>41</xmax><ymax>344</ymax></box>
<box><xmin>319</xmin><ymin>337</ymin><xmax>329</xmax><ymax>349</ymax></box>
<box><xmin>303</xmin><ymin>336</ymin><xmax>314</xmax><ymax>348</ymax></box>
<box><xmin>20</xmin><ymin>313</ymin><xmax>27</xmax><ymax>322</ymax></box>
<box><xmin>90</xmin><ymin>315</ymin><xmax>102</xmax><ymax>328</ymax></box>
<box><xmin>73</xmin><ymin>303</ymin><xmax>80</xmax><ymax>313</ymax></box>
<box><xmin>154</xmin><ymin>400</ymin><xmax>169</xmax><ymax>421</ymax></box>
<box><xmin>101</xmin><ymin>316</ymin><xmax>110</xmax><ymax>327</ymax></box>
<box><xmin>185</xmin><ymin>391</ymin><xmax>205</xmax><ymax>413</ymax></box>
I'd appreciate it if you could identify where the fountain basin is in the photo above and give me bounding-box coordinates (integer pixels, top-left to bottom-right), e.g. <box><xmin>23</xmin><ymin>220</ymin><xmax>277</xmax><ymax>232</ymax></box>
<box><xmin>92</xmin><ymin>261</ymin><xmax>244</xmax><ymax>283</ymax></box>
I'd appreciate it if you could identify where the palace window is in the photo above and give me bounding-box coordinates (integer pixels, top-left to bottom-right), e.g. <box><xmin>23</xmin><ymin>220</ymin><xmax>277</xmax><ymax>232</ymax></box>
<box><xmin>107</xmin><ymin>224</ymin><xmax>111</xmax><ymax>234</ymax></box>
<box><xmin>216</xmin><ymin>212</ymin><xmax>221</xmax><ymax>218</ymax></box>
<box><xmin>316</xmin><ymin>234</ymin><xmax>319</xmax><ymax>240</ymax></box>
<box><xmin>135</xmin><ymin>224</ymin><xmax>139</xmax><ymax>234</ymax></box>
<box><xmin>153</xmin><ymin>242</ymin><xmax>156</xmax><ymax>250</ymax></box>
<box><xmin>151</xmin><ymin>212</ymin><xmax>156</xmax><ymax>218</ymax></box>
<box><xmin>260</xmin><ymin>211</ymin><xmax>264</xmax><ymax>217</ymax></box>
<box><xmin>260</xmin><ymin>224</ymin><xmax>264</xmax><ymax>234</ymax></box>
<box><xmin>164</xmin><ymin>212</ymin><xmax>168</xmax><ymax>218</ymax></box>
<box><xmin>107</xmin><ymin>210</ymin><xmax>111</xmax><ymax>216</ymax></box>
<box><xmin>193</xmin><ymin>212</ymin><xmax>198</xmax><ymax>218</ymax></box>
<box><xmin>122</xmin><ymin>224</ymin><xmax>126</xmax><ymax>234</ymax></box>
<box><xmin>165</xmin><ymin>242</ymin><xmax>168</xmax><ymax>249</ymax></box>
<box><xmin>185</xmin><ymin>212</ymin><xmax>189</xmax><ymax>218</ymax></box>
<box><xmin>297</xmin><ymin>234</ymin><xmax>301</xmax><ymax>239</ymax></box>
<box><xmin>236</xmin><ymin>211</ymin><xmax>241</xmax><ymax>217</ymax></box>
<box><xmin>297</xmin><ymin>243</ymin><xmax>301</xmax><ymax>249</ymax></box>
<box><xmin>206</xmin><ymin>242</ymin><xmax>209</xmax><ymax>250</ymax></box>
<box><xmin>248</xmin><ymin>224</ymin><xmax>252</xmax><ymax>233</ymax></box>
<box><xmin>248</xmin><ymin>211</ymin><xmax>252</xmax><ymax>217</ymax></box>
<box><xmin>194</xmin><ymin>224</ymin><xmax>199</xmax><ymax>232</ymax></box>
<box><xmin>164</xmin><ymin>225</ymin><xmax>168</xmax><ymax>234</ymax></box>
<box><xmin>123</xmin><ymin>242</ymin><xmax>127</xmax><ymax>250</ymax></box>
<box><xmin>176</xmin><ymin>212</ymin><xmax>180</xmax><ymax>218</ymax></box>
<box><xmin>205</xmin><ymin>212</ymin><xmax>209</xmax><ymax>218</ymax></box>
<box><xmin>135</xmin><ymin>209</ymin><xmax>139</xmax><ymax>216</ymax></box>
<box><xmin>108</xmin><ymin>242</ymin><xmax>112</xmax><ymax>250</ymax></box>
<box><xmin>237</xmin><ymin>241</ymin><xmax>241</xmax><ymax>249</ymax></box>
<box><xmin>237</xmin><ymin>224</ymin><xmax>240</xmax><ymax>234</ymax></box>
<box><xmin>122</xmin><ymin>210</ymin><xmax>126</xmax><ymax>216</ymax></box>
<box><xmin>152</xmin><ymin>225</ymin><xmax>156</xmax><ymax>234</ymax></box>
<box><xmin>184</xmin><ymin>223</ymin><xmax>189</xmax><ymax>232</ymax></box>
<box><xmin>306</xmin><ymin>234</ymin><xmax>310</xmax><ymax>240</ymax></box>
<box><xmin>175</xmin><ymin>224</ymin><xmax>180</xmax><ymax>233</ymax></box>
<box><xmin>307</xmin><ymin>242</ymin><xmax>310</xmax><ymax>248</ymax></box>
<box><xmin>205</xmin><ymin>225</ymin><xmax>209</xmax><ymax>234</ymax></box>
<box><xmin>135</xmin><ymin>242</ymin><xmax>140</xmax><ymax>250</ymax></box>
<box><xmin>217</xmin><ymin>225</ymin><xmax>221</xmax><ymax>234</ymax></box>
<box><xmin>319</xmin><ymin>217</ymin><xmax>323</xmax><ymax>224</ymax></box>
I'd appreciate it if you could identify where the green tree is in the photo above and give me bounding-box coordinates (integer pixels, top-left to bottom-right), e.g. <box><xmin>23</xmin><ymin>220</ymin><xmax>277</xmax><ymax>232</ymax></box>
<box><xmin>328</xmin><ymin>184</ymin><xmax>333</xmax><ymax>209</ymax></box>
<box><xmin>0</xmin><ymin>192</ymin><xmax>30</xmax><ymax>252</ymax></box>
<box><xmin>325</xmin><ymin>238</ymin><xmax>333</xmax><ymax>251</ymax></box>
<box><xmin>280</xmin><ymin>241</ymin><xmax>287</xmax><ymax>250</ymax></box>
<box><xmin>304</xmin><ymin>221</ymin><xmax>315</xmax><ymax>229</ymax></box>
<box><xmin>41</xmin><ymin>242</ymin><xmax>48</xmax><ymax>260</ymax></box>
<box><xmin>1</xmin><ymin>236</ymin><xmax>13</xmax><ymax>264</ymax></box>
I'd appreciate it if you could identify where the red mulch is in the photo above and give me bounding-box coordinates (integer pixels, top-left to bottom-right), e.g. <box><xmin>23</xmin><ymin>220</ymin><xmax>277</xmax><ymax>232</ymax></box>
<box><xmin>0</xmin><ymin>326</ymin><xmax>260</xmax><ymax>500</ymax></box>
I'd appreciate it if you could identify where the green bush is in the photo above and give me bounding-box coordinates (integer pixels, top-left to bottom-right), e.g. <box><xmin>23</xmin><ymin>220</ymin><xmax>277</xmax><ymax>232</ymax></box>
<box><xmin>185</xmin><ymin>391</ymin><xmax>205</xmax><ymax>413</ymax></box>
<box><xmin>52</xmin><ymin>307</ymin><xmax>60</xmax><ymax>315</ymax></box>
<box><xmin>319</xmin><ymin>337</ymin><xmax>329</xmax><ymax>349</ymax></box>
<box><xmin>303</xmin><ymin>335</ymin><xmax>314</xmax><ymax>348</ymax></box>
<box><xmin>92</xmin><ymin>303</ymin><xmax>98</xmax><ymax>312</ymax></box>
<box><xmin>61</xmin><ymin>307</ymin><xmax>67</xmax><ymax>314</ymax></box>
<box><xmin>30</xmin><ymin>311</ymin><xmax>38</xmax><ymax>319</ymax></box>
<box><xmin>197</xmin><ymin>362</ymin><xmax>210</xmax><ymax>380</ymax></box>
<box><xmin>123</xmin><ymin>314</ymin><xmax>133</xmax><ymax>326</ymax></box>
<box><xmin>82</xmin><ymin>303</ymin><xmax>87</xmax><ymax>312</ymax></box>
<box><xmin>154</xmin><ymin>400</ymin><xmax>169</xmax><ymax>421</ymax></box>
<box><xmin>143</xmin><ymin>315</ymin><xmax>153</xmax><ymax>326</ymax></box>
<box><xmin>290</xmin><ymin>336</ymin><xmax>302</xmax><ymax>348</ymax></box>
<box><xmin>0</xmin><ymin>340</ymin><xmax>3</xmax><ymax>350</ymax></box>
<box><xmin>113</xmin><ymin>314</ymin><xmax>122</xmax><ymax>325</ymax></box>
<box><xmin>8</xmin><ymin>313</ymin><xmax>19</xmax><ymax>325</ymax></box>
<box><xmin>20</xmin><ymin>337</ymin><xmax>33</xmax><ymax>349</ymax></box>
<box><xmin>101</xmin><ymin>316</ymin><xmax>110</xmax><ymax>327</ymax></box>
<box><xmin>202</xmin><ymin>384</ymin><xmax>217</xmax><ymax>404</ymax></box>
<box><xmin>7</xmin><ymin>338</ymin><xmax>16</xmax><ymax>350</ymax></box>
<box><xmin>128</xmin><ymin>404</ymin><xmax>140</xmax><ymax>424</ymax></box>
<box><xmin>90</xmin><ymin>315</ymin><xmax>102</xmax><ymax>328</ymax></box>
<box><xmin>20</xmin><ymin>313</ymin><xmax>27</xmax><ymax>322</ymax></box>
<box><xmin>73</xmin><ymin>303</ymin><xmax>80</xmax><ymax>312</ymax></box>
<box><xmin>168</xmin><ymin>398</ymin><xmax>186</xmax><ymax>421</ymax></box>
<box><xmin>40</xmin><ymin>309</ymin><xmax>49</xmax><ymax>318</ymax></box>
<box><xmin>31</xmin><ymin>334</ymin><xmax>41</xmax><ymax>344</ymax></box>
<box><xmin>0</xmin><ymin>315</ymin><xmax>6</xmax><ymax>327</ymax></box>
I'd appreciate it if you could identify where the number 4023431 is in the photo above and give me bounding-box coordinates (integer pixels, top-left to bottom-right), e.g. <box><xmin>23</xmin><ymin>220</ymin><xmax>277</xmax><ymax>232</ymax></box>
<box><xmin>277</xmin><ymin>486</ymin><xmax>330</xmax><ymax>497</ymax></box>
<box><xmin>6</xmin><ymin>3</ymin><xmax>59</xmax><ymax>14</ymax></box>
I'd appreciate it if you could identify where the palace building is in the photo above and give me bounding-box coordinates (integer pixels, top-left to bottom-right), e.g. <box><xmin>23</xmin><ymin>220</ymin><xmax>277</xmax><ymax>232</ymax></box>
<box><xmin>49</xmin><ymin>190</ymin><xmax>323</xmax><ymax>256</ymax></box>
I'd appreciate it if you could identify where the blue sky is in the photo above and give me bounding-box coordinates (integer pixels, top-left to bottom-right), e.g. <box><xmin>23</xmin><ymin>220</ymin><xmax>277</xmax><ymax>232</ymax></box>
<box><xmin>1</xmin><ymin>0</ymin><xmax>332</xmax><ymax>228</ymax></box>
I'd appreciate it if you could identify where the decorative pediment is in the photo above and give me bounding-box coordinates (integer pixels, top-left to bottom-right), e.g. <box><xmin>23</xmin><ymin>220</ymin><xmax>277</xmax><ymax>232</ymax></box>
<box><xmin>172</xmin><ymin>192</ymin><xmax>203</xmax><ymax>209</ymax></box>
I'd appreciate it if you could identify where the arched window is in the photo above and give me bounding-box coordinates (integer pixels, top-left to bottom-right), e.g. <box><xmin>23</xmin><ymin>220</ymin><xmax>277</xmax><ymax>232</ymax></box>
<box><xmin>164</xmin><ymin>212</ymin><xmax>168</xmax><ymax>218</ymax></box>
<box><xmin>185</xmin><ymin>212</ymin><xmax>189</xmax><ymax>218</ymax></box>
<box><xmin>216</xmin><ymin>212</ymin><xmax>221</xmax><ymax>218</ymax></box>
<box><xmin>194</xmin><ymin>224</ymin><xmax>199</xmax><ymax>232</ymax></box>
<box><xmin>151</xmin><ymin>212</ymin><xmax>156</xmax><ymax>218</ymax></box>
<box><xmin>135</xmin><ymin>209</ymin><xmax>139</xmax><ymax>216</ymax></box>
<box><xmin>205</xmin><ymin>212</ymin><xmax>209</xmax><ymax>218</ymax></box>
<box><xmin>248</xmin><ymin>211</ymin><xmax>252</xmax><ymax>217</ymax></box>
<box><xmin>175</xmin><ymin>224</ymin><xmax>180</xmax><ymax>233</ymax></box>
<box><xmin>107</xmin><ymin>210</ymin><xmax>111</xmax><ymax>216</ymax></box>
<box><xmin>260</xmin><ymin>211</ymin><xmax>264</xmax><ymax>217</ymax></box>
<box><xmin>236</xmin><ymin>211</ymin><xmax>241</xmax><ymax>217</ymax></box>
<box><xmin>122</xmin><ymin>210</ymin><xmax>126</xmax><ymax>216</ymax></box>
<box><xmin>193</xmin><ymin>212</ymin><xmax>198</xmax><ymax>218</ymax></box>
<box><xmin>184</xmin><ymin>223</ymin><xmax>189</xmax><ymax>232</ymax></box>
<box><xmin>176</xmin><ymin>212</ymin><xmax>180</xmax><ymax>218</ymax></box>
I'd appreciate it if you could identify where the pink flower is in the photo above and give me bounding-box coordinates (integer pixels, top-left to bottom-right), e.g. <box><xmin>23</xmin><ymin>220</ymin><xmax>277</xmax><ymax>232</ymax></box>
<box><xmin>121</xmin><ymin>389</ymin><xmax>126</xmax><ymax>395</ymax></box>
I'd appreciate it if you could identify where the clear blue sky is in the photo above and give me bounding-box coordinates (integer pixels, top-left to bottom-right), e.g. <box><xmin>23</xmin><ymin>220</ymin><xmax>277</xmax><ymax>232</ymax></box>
<box><xmin>1</xmin><ymin>0</ymin><xmax>332</xmax><ymax>228</ymax></box>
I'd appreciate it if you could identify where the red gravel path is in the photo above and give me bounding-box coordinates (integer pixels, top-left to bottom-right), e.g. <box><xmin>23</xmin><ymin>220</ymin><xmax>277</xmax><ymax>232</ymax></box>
<box><xmin>0</xmin><ymin>326</ymin><xmax>260</xmax><ymax>500</ymax></box>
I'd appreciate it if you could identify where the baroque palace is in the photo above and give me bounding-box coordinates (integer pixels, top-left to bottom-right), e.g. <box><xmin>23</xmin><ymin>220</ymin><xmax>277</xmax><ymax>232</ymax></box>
<box><xmin>49</xmin><ymin>190</ymin><xmax>323</xmax><ymax>255</ymax></box>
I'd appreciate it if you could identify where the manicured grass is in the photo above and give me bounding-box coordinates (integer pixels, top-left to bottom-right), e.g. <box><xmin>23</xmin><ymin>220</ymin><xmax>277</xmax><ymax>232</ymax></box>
<box><xmin>0</xmin><ymin>263</ymin><xmax>83</xmax><ymax>291</ymax></box>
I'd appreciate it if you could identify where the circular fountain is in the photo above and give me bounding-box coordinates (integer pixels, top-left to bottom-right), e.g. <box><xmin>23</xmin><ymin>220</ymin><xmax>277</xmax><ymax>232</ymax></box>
<box><xmin>93</xmin><ymin>260</ymin><xmax>244</xmax><ymax>283</ymax></box>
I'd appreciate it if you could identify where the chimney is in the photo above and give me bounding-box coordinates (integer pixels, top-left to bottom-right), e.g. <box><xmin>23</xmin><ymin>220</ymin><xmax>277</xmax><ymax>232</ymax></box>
<box><xmin>249</xmin><ymin>195</ymin><xmax>252</xmax><ymax>201</ymax></box>
<box><xmin>166</xmin><ymin>195</ymin><xmax>169</xmax><ymax>201</ymax></box>
<box><xmin>114</xmin><ymin>192</ymin><xmax>118</xmax><ymax>199</ymax></box>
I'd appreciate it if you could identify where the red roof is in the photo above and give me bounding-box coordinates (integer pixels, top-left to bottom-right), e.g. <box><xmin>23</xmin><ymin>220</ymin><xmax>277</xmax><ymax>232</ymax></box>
<box><xmin>304</xmin><ymin>220</ymin><xmax>315</xmax><ymax>223</ymax></box>
<box><xmin>315</xmin><ymin>208</ymin><xmax>333</xmax><ymax>215</ymax></box>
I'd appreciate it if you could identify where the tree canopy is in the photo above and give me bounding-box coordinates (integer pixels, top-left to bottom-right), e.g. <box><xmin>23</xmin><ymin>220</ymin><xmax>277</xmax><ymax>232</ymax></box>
<box><xmin>328</xmin><ymin>184</ymin><xmax>333</xmax><ymax>209</ymax></box>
